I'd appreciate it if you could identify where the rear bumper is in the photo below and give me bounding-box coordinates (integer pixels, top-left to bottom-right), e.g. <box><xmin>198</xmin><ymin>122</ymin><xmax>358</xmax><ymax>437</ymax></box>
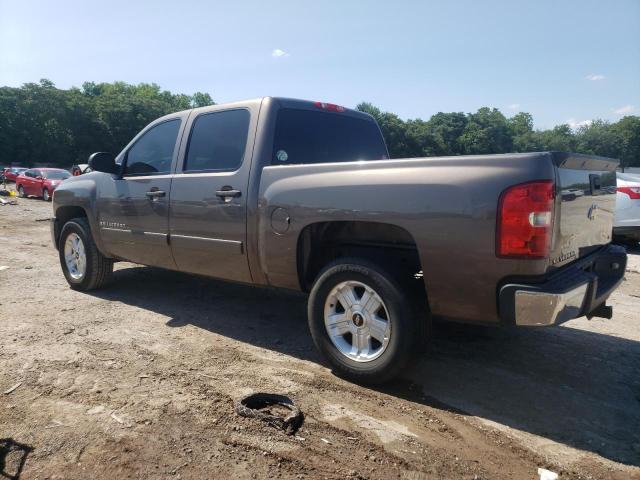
<box><xmin>613</xmin><ymin>226</ymin><xmax>640</xmax><ymax>242</ymax></box>
<box><xmin>499</xmin><ymin>244</ymin><xmax>627</xmax><ymax>326</ymax></box>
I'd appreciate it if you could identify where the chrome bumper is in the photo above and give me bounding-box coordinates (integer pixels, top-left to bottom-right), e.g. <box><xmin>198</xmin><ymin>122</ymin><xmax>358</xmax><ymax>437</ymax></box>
<box><xmin>499</xmin><ymin>244</ymin><xmax>627</xmax><ymax>326</ymax></box>
<box><xmin>514</xmin><ymin>283</ymin><xmax>589</xmax><ymax>326</ymax></box>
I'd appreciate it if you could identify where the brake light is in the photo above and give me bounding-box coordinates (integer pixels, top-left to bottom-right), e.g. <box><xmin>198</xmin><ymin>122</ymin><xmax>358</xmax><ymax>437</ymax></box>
<box><xmin>314</xmin><ymin>101</ymin><xmax>345</xmax><ymax>112</ymax></box>
<box><xmin>497</xmin><ymin>180</ymin><xmax>555</xmax><ymax>258</ymax></box>
<box><xmin>618</xmin><ymin>186</ymin><xmax>640</xmax><ymax>199</ymax></box>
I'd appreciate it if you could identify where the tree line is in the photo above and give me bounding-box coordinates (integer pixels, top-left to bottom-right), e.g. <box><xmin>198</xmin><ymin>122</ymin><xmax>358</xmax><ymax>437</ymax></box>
<box><xmin>0</xmin><ymin>79</ymin><xmax>214</xmax><ymax>168</ymax></box>
<box><xmin>357</xmin><ymin>103</ymin><xmax>640</xmax><ymax>169</ymax></box>
<box><xmin>0</xmin><ymin>79</ymin><xmax>638</xmax><ymax>169</ymax></box>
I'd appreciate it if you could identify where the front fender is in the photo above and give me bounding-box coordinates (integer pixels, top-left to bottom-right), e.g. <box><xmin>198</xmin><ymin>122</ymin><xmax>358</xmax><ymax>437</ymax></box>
<box><xmin>52</xmin><ymin>172</ymin><xmax>113</xmax><ymax>257</ymax></box>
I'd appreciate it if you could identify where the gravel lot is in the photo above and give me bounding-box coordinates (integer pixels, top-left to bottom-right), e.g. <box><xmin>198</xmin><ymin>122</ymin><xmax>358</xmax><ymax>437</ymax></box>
<box><xmin>1</xmin><ymin>189</ymin><xmax>639</xmax><ymax>479</ymax></box>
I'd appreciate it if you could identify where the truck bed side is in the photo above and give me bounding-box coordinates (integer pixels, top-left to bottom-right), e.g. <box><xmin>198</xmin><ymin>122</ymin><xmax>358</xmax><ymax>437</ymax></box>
<box><xmin>256</xmin><ymin>153</ymin><xmax>556</xmax><ymax>324</ymax></box>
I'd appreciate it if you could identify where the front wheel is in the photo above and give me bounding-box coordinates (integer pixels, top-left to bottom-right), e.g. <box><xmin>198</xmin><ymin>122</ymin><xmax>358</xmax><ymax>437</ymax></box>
<box><xmin>42</xmin><ymin>188</ymin><xmax>50</xmax><ymax>201</ymax></box>
<box><xmin>308</xmin><ymin>258</ymin><xmax>422</xmax><ymax>384</ymax></box>
<box><xmin>58</xmin><ymin>218</ymin><xmax>113</xmax><ymax>291</ymax></box>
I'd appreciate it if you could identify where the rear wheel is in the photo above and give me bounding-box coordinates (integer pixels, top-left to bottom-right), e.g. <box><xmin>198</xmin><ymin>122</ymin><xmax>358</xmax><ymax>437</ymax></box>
<box><xmin>17</xmin><ymin>185</ymin><xmax>25</xmax><ymax>197</ymax></box>
<box><xmin>308</xmin><ymin>258</ymin><xmax>422</xmax><ymax>384</ymax></box>
<box><xmin>58</xmin><ymin>217</ymin><xmax>113</xmax><ymax>291</ymax></box>
<box><xmin>42</xmin><ymin>188</ymin><xmax>50</xmax><ymax>201</ymax></box>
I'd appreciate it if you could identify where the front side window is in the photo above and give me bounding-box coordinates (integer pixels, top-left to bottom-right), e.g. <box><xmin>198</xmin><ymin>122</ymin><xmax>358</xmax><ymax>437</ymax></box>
<box><xmin>25</xmin><ymin>170</ymin><xmax>36</xmax><ymax>178</ymax></box>
<box><xmin>272</xmin><ymin>109</ymin><xmax>388</xmax><ymax>165</ymax></box>
<box><xmin>123</xmin><ymin>119</ymin><xmax>181</xmax><ymax>176</ymax></box>
<box><xmin>184</xmin><ymin>109</ymin><xmax>250</xmax><ymax>172</ymax></box>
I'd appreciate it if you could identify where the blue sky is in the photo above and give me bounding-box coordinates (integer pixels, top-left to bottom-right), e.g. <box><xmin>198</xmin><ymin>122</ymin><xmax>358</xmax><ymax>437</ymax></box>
<box><xmin>1</xmin><ymin>0</ymin><xmax>638</xmax><ymax>129</ymax></box>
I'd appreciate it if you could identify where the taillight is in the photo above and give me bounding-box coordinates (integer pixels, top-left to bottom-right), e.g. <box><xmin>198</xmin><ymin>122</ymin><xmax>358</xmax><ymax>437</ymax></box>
<box><xmin>314</xmin><ymin>101</ymin><xmax>346</xmax><ymax>112</ymax></box>
<box><xmin>618</xmin><ymin>186</ymin><xmax>640</xmax><ymax>199</ymax></box>
<box><xmin>497</xmin><ymin>180</ymin><xmax>555</xmax><ymax>258</ymax></box>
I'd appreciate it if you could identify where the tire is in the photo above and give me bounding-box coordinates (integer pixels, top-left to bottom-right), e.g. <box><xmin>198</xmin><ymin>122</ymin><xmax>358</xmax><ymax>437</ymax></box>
<box><xmin>308</xmin><ymin>258</ymin><xmax>422</xmax><ymax>384</ymax></box>
<box><xmin>58</xmin><ymin>217</ymin><xmax>113</xmax><ymax>291</ymax></box>
<box><xmin>42</xmin><ymin>188</ymin><xmax>50</xmax><ymax>201</ymax></box>
<box><xmin>17</xmin><ymin>185</ymin><xmax>25</xmax><ymax>197</ymax></box>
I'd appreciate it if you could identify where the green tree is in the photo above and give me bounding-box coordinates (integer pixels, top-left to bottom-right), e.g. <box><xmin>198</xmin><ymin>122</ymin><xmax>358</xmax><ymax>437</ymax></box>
<box><xmin>404</xmin><ymin>119</ymin><xmax>439</xmax><ymax>157</ymax></box>
<box><xmin>425</xmin><ymin>112</ymin><xmax>468</xmax><ymax>155</ymax></box>
<box><xmin>191</xmin><ymin>92</ymin><xmax>215</xmax><ymax>108</ymax></box>
<box><xmin>459</xmin><ymin>107</ymin><xmax>512</xmax><ymax>154</ymax></box>
<box><xmin>535</xmin><ymin>124</ymin><xmax>576</xmax><ymax>152</ymax></box>
<box><xmin>575</xmin><ymin>120</ymin><xmax>621</xmax><ymax>160</ymax></box>
<box><xmin>613</xmin><ymin>116</ymin><xmax>640</xmax><ymax>169</ymax></box>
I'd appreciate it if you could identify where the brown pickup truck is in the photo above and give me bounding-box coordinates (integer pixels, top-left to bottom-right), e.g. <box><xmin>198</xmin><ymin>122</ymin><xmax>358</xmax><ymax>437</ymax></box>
<box><xmin>51</xmin><ymin>97</ymin><xmax>627</xmax><ymax>383</ymax></box>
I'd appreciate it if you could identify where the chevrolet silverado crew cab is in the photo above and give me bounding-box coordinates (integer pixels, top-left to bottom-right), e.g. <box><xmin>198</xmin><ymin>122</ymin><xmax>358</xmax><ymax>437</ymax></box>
<box><xmin>51</xmin><ymin>97</ymin><xmax>627</xmax><ymax>383</ymax></box>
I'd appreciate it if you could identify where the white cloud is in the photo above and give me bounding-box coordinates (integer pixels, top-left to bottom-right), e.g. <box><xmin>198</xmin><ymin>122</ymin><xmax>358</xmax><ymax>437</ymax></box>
<box><xmin>585</xmin><ymin>73</ymin><xmax>605</xmax><ymax>81</ymax></box>
<box><xmin>506</xmin><ymin>103</ymin><xmax>520</xmax><ymax>110</ymax></box>
<box><xmin>567</xmin><ymin>118</ymin><xmax>593</xmax><ymax>129</ymax></box>
<box><xmin>613</xmin><ymin>104</ymin><xmax>636</xmax><ymax>115</ymax></box>
<box><xmin>272</xmin><ymin>48</ymin><xmax>290</xmax><ymax>58</ymax></box>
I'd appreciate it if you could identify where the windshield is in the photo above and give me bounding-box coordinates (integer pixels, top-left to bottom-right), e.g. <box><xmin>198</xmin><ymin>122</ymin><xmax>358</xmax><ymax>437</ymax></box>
<box><xmin>43</xmin><ymin>170</ymin><xmax>71</xmax><ymax>180</ymax></box>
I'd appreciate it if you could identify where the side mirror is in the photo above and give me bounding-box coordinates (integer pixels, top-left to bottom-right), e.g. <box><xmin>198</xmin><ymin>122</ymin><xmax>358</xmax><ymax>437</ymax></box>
<box><xmin>36</xmin><ymin>176</ymin><xmax>43</xmax><ymax>180</ymax></box>
<box><xmin>88</xmin><ymin>152</ymin><xmax>118</xmax><ymax>174</ymax></box>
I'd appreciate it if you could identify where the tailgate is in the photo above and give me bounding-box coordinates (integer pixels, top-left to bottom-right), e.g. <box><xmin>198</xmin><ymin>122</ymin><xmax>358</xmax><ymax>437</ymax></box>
<box><xmin>550</xmin><ymin>153</ymin><xmax>618</xmax><ymax>269</ymax></box>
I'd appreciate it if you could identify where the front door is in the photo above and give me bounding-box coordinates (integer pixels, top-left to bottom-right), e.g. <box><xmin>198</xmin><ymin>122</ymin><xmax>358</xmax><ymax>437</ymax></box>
<box><xmin>98</xmin><ymin>117</ymin><xmax>183</xmax><ymax>269</ymax></box>
<box><xmin>22</xmin><ymin>169</ymin><xmax>40</xmax><ymax>195</ymax></box>
<box><xmin>169</xmin><ymin>107</ymin><xmax>255</xmax><ymax>282</ymax></box>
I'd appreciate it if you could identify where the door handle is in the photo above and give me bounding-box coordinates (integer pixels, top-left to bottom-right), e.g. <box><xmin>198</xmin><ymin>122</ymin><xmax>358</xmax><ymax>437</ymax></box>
<box><xmin>145</xmin><ymin>190</ymin><xmax>166</xmax><ymax>198</ymax></box>
<box><xmin>215</xmin><ymin>188</ymin><xmax>242</xmax><ymax>199</ymax></box>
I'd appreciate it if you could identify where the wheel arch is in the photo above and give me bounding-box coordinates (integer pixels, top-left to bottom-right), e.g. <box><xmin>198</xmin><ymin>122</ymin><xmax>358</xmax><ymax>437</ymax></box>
<box><xmin>296</xmin><ymin>220</ymin><xmax>425</xmax><ymax>294</ymax></box>
<box><xmin>52</xmin><ymin>205</ymin><xmax>89</xmax><ymax>250</ymax></box>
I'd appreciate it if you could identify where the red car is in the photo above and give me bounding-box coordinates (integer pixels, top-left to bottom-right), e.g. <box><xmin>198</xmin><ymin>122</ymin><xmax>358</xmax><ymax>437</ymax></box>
<box><xmin>2</xmin><ymin>167</ymin><xmax>28</xmax><ymax>182</ymax></box>
<box><xmin>16</xmin><ymin>168</ymin><xmax>71</xmax><ymax>201</ymax></box>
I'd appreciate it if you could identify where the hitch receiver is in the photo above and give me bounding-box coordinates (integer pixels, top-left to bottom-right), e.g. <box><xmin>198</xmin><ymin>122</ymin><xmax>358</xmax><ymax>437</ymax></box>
<box><xmin>587</xmin><ymin>304</ymin><xmax>613</xmax><ymax>320</ymax></box>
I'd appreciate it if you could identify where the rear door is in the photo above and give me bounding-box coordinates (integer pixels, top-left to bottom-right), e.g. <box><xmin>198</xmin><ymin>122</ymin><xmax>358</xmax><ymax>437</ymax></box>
<box><xmin>98</xmin><ymin>117</ymin><xmax>184</xmax><ymax>268</ymax></box>
<box><xmin>169</xmin><ymin>105</ymin><xmax>258</xmax><ymax>282</ymax></box>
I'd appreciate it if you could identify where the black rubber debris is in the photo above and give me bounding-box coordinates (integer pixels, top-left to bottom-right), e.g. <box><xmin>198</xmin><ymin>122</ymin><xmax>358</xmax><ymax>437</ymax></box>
<box><xmin>235</xmin><ymin>393</ymin><xmax>303</xmax><ymax>435</ymax></box>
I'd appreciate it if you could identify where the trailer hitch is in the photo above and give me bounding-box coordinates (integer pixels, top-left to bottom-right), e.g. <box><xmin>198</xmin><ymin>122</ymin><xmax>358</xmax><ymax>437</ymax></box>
<box><xmin>587</xmin><ymin>303</ymin><xmax>613</xmax><ymax>320</ymax></box>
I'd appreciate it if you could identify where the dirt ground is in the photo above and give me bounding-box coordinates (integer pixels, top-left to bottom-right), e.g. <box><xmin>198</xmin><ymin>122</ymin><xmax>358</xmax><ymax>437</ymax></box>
<box><xmin>1</xmin><ymin>188</ymin><xmax>639</xmax><ymax>480</ymax></box>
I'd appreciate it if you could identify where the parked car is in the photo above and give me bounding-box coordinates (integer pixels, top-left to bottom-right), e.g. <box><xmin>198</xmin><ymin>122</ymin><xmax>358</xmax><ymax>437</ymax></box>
<box><xmin>50</xmin><ymin>97</ymin><xmax>627</xmax><ymax>383</ymax></box>
<box><xmin>614</xmin><ymin>172</ymin><xmax>640</xmax><ymax>244</ymax></box>
<box><xmin>2</xmin><ymin>167</ymin><xmax>28</xmax><ymax>182</ymax></box>
<box><xmin>16</xmin><ymin>168</ymin><xmax>71</xmax><ymax>201</ymax></box>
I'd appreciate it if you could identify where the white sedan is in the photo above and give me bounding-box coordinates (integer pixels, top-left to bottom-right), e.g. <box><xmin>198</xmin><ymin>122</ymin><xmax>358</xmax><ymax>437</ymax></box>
<box><xmin>614</xmin><ymin>172</ymin><xmax>640</xmax><ymax>243</ymax></box>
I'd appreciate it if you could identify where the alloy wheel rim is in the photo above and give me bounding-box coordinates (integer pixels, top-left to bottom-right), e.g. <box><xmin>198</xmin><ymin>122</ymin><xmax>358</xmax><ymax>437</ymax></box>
<box><xmin>324</xmin><ymin>280</ymin><xmax>391</xmax><ymax>362</ymax></box>
<box><xmin>64</xmin><ymin>233</ymin><xmax>86</xmax><ymax>280</ymax></box>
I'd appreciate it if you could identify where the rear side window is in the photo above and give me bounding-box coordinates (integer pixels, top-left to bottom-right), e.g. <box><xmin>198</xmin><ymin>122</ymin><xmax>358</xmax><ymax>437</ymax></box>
<box><xmin>124</xmin><ymin>119</ymin><xmax>181</xmax><ymax>176</ymax></box>
<box><xmin>184</xmin><ymin>109</ymin><xmax>250</xmax><ymax>172</ymax></box>
<box><xmin>272</xmin><ymin>109</ymin><xmax>388</xmax><ymax>165</ymax></box>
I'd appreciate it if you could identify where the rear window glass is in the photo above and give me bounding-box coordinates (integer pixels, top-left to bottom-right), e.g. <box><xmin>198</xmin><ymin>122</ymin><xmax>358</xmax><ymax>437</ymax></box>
<box><xmin>184</xmin><ymin>109</ymin><xmax>250</xmax><ymax>172</ymax></box>
<box><xmin>272</xmin><ymin>109</ymin><xmax>388</xmax><ymax>165</ymax></box>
